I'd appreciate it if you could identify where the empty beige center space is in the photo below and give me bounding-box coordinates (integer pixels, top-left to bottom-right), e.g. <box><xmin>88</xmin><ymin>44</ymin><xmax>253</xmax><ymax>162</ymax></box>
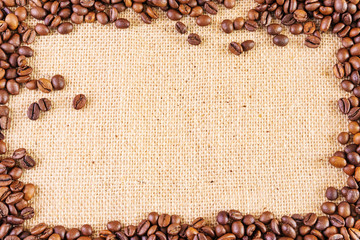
<box><xmin>4</xmin><ymin>2</ymin><xmax>349</xmax><ymax>230</ymax></box>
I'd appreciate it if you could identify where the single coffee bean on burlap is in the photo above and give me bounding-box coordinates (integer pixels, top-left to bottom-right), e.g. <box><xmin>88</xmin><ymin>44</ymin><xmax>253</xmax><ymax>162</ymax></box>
<box><xmin>175</xmin><ymin>22</ymin><xmax>187</xmax><ymax>34</ymax></box>
<box><xmin>267</xmin><ymin>24</ymin><xmax>282</xmax><ymax>35</ymax></box>
<box><xmin>233</xmin><ymin>17</ymin><xmax>244</xmax><ymax>30</ymax></box>
<box><xmin>221</xmin><ymin>19</ymin><xmax>233</xmax><ymax>33</ymax></box>
<box><xmin>228</xmin><ymin>42</ymin><xmax>243</xmax><ymax>55</ymax></box>
<box><xmin>241</xmin><ymin>40</ymin><xmax>255</xmax><ymax>51</ymax></box>
<box><xmin>273</xmin><ymin>34</ymin><xmax>289</xmax><ymax>46</ymax></box>
<box><xmin>115</xmin><ymin>18</ymin><xmax>130</xmax><ymax>29</ymax></box>
<box><xmin>27</xmin><ymin>103</ymin><xmax>40</xmax><ymax>120</ymax></box>
<box><xmin>73</xmin><ymin>94</ymin><xmax>87</xmax><ymax>110</ymax></box>
<box><xmin>37</xmin><ymin>78</ymin><xmax>52</xmax><ymax>93</ymax></box>
<box><xmin>187</xmin><ymin>33</ymin><xmax>201</xmax><ymax>45</ymax></box>
<box><xmin>38</xmin><ymin>98</ymin><xmax>51</xmax><ymax>112</ymax></box>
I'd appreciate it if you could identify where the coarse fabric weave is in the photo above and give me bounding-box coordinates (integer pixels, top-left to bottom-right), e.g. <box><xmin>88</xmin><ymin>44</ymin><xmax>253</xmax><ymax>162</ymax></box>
<box><xmin>4</xmin><ymin>0</ymin><xmax>350</xmax><ymax>231</ymax></box>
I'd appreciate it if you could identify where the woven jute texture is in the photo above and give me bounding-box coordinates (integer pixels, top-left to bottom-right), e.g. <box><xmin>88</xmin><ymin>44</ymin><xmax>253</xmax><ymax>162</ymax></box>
<box><xmin>2</xmin><ymin>0</ymin><xmax>351</xmax><ymax>231</ymax></box>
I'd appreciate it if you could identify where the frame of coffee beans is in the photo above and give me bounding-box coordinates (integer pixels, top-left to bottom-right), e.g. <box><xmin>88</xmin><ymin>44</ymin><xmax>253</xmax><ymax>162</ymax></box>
<box><xmin>0</xmin><ymin>0</ymin><xmax>357</xmax><ymax>238</ymax></box>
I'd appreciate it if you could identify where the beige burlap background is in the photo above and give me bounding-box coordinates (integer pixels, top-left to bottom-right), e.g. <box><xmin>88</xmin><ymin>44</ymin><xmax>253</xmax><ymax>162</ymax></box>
<box><xmin>1</xmin><ymin>0</ymin><xmax>352</xmax><ymax>231</ymax></box>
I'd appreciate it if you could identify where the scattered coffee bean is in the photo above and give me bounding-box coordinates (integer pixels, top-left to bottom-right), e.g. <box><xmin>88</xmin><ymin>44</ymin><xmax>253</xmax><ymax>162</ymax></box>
<box><xmin>73</xmin><ymin>94</ymin><xmax>87</xmax><ymax>110</ymax></box>
<box><xmin>175</xmin><ymin>22</ymin><xmax>187</xmax><ymax>34</ymax></box>
<box><xmin>27</xmin><ymin>103</ymin><xmax>40</xmax><ymax>120</ymax></box>
<box><xmin>228</xmin><ymin>42</ymin><xmax>243</xmax><ymax>55</ymax></box>
<box><xmin>38</xmin><ymin>98</ymin><xmax>51</xmax><ymax>112</ymax></box>
<box><xmin>273</xmin><ymin>34</ymin><xmax>289</xmax><ymax>47</ymax></box>
<box><xmin>187</xmin><ymin>33</ymin><xmax>201</xmax><ymax>45</ymax></box>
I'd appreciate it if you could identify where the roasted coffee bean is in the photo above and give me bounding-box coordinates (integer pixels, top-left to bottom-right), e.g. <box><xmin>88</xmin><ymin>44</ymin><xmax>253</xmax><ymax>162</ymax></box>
<box><xmin>338</xmin><ymin>132</ymin><xmax>350</xmax><ymax>144</ymax></box>
<box><xmin>57</xmin><ymin>22</ymin><xmax>73</xmax><ymax>34</ymax></box>
<box><xmin>241</xmin><ymin>40</ymin><xmax>255</xmax><ymax>51</ymax></box>
<box><xmin>221</xmin><ymin>19</ymin><xmax>233</xmax><ymax>33</ymax></box>
<box><xmin>27</xmin><ymin>103</ymin><xmax>40</xmax><ymax>121</ymax></box>
<box><xmin>229</xmin><ymin>42</ymin><xmax>243</xmax><ymax>55</ymax></box>
<box><xmin>175</xmin><ymin>22</ymin><xmax>187</xmax><ymax>34</ymax></box>
<box><xmin>12</xmin><ymin>148</ymin><xmax>26</xmax><ymax>160</ymax></box>
<box><xmin>137</xmin><ymin>220</ymin><xmax>150</xmax><ymax>236</ymax></box>
<box><xmin>244</xmin><ymin>20</ymin><xmax>258</xmax><ymax>31</ymax></box>
<box><xmin>304</xmin><ymin>21</ymin><xmax>316</xmax><ymax>34</ymax></box>
<box><xmin>19</xmin><ymin>156</ymin><xmax>35</xmax><ymax>169</ymax></box>
<box><xmin>281</xmin><ymin>14</ymin><xmax>296</xmax><ymax>25</ymax></box>
<box><xmin>73</xmin><ymin>94</ymin><xmax>87</xmax><ymax>110</ymax></box>
<box><xmin>196</xmin><ymin>15</ymin><xmax>211</xmax><ymax>26</ymax></box>
<box><xmin>187</xmin><ymin>33</ymin><xmax>201</xmax><ymax>45</ymax></box>
<box><xmin>203</xmin><ymin>2</ymin><xmax>218</xmax><ymax>14</ymax></box>
<box><xmin>115</xmin><ymin>18</ymin><xmax>130</xmax><ymax>29</ymax></box>
<box><xmin>267</xmin><ymin>24</ymin><xmax>282</xmax><ymax>35</ymax></box>
<box><xmin>305</xmin><ymin>35</ymin><xmax>321</xmax><ymax>48</ymax></box>
<box><xmin>37</xmin><ymin>78</ymin><xmax>53</xmax><ymax>93</ymax></box>
<box><xmin>38</xmin><ymin>98</ymin><xmax>51</xmax><ymax>112</ymax></box>
<box><xmin>273</xmin><ymin>34</ymin><xmax>289</xmax><ymax>46</ymax></box>
<box><xmin>303</xmin><ymin>213</ymin><xmax>317</xmax><ymax>226</ymax></box>
<box><xmin>233</xmin><ymin>17</ymin><xmax>244</xmax><ymax>30</ymax></box>
<box><xmin>80</xmin><ymin>225</ymin><xmax>93</xmax><ymax>236</ymax></box>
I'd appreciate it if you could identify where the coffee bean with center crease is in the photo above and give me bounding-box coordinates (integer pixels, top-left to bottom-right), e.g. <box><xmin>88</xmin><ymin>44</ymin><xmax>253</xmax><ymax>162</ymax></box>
<box><xmin>187</xmin><ymin>33</ymin><xmax>201</xmax><ymax>45</ymax></box>
<box><xmin>27</xmin><ymin>102</ymin><xmax>40</xmax><ymax>120</ymax></box>
<box><xmin>137</xmin><ymin>220</ymin><xmax>150</xmax><ymax>236</ymax></box>
<box><xmin>175</xmin><ymin>22</ymin><xmax>187</xmax><ymax>34</ymax></box>
<box><xmin>73</xmin><ymin>94</ymin><xmax>87</xmax><ymax>110</ymax></box>
<box><xmin>229</xmin><ymin>42</ymin><xmax>243</xmax><ymax>55</ymax></box>
<box><xmin>204</xmin><ymin>2</ymin><xmax>218</xmax><ymax>14</ymax></box>
<box><xmin>281</xmin><ymin>14</ymin><xmax>296</xmax><ymax>25</ymax></box>
<box><xmin>37</xmin><ymin>78</ymin><xmax>53</xmax><ymax>93</ymax></box>
<box><xmin>303</xmin><ymin>213</ymin><xmax>317</xmax><ymax>226</ymax></box>
<box><xmin>333</xmin><ymin>63</ymin><xmax>345</xmax><ymax>79</ymax></box>
<box><xmin>349</xmin><ymin>107</ymin><xmax>360</xmax><ymax>120</ymax></box>
<box><xmin>19</xmin><ymin>156</ymin><xmax>35</xmax><ymax>169</ymax></box>
<box><xmin>244</xmin><ymin>20</ymin><xmax>258</xmax><ymax>31</ymax></box>
<box><xmin>339</xmin><ymin>98</ymin><xmax>351</xmax><ymax>114</ymax></box>
<box><xmin>12</xmin><ymin>148</ymin><xmax>26</xmax><ymax>160</ymax></box>
<box><xmin>305</xmin><ymin>35</ymin><xmax>321</xmax><ymax>48</ymax></box>
<box><xmin>38</xmin><ymin>98</ymin><xmax>51</xmax><ymax>111</ymax></box>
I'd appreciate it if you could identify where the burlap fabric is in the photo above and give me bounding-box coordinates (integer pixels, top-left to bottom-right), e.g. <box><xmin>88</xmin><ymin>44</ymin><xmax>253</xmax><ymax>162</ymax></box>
<box><xmin>2</xmin><ymin>0</ymin><xmax>351</xmax><ymax>231</ymax></box>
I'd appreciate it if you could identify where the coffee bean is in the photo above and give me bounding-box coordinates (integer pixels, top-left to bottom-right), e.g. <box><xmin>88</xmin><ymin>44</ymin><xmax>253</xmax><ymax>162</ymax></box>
<box><xmin>221</xmin><ymin>19</ymin><xmax>233</xmax><ymax>33</ymax></box>
<box><xmin>303</xmin><ymin>213</ymin><xmax>317</xmax><ymax>226</ymax></box>
<box><xmin>204</xmin><ymin>2</ymin><xmax>218</xmax><ymax>14</ymax></box>
<box><xmin>12</xmin><ymin>148</ymin><xmax>26</xmax><ymax>160</ymax></box>
<box><xmin>19</xmin><ymin>156</ymin><xmax>35</xmax><ymax>169</ymax></box>
<box><xmin>339</xmin><ymin>98</ymin><xmax>351</xmax><ymax>114</ymax></box>
<box><xmin>273</xmin><ymin>34</ymin><xmax>289</xmax><ymax>46</ymax></box>
<box><xmin>241</xmin><ymin>40</ymin><xmax>255</xmax><ymax>51</ymax></box>
<box><xmin>80</xmin><ymin>225</ymin><xmax>93</xmax><ymax>236</ymax></box>
<box><xmin>244</xmin><ymin>20</ymin><xmax>258</xmax><ymax>31</ymax></box>
<box><xmin>37</xmin><ymin>78</ymin><xmax>53</xmax><ymax>93</ymax></box>
<box><xmin>167</xmin><ymin>9</ymin><xmax>182</xmax><ymax>21</ymax></box>
<box><xmin>305</xmin><ymin>35</ymin><xmax>321</xmax><ymax>48</ymax></box>
<box><xmin>35</xmin><ymin>23</ymin><xmax>49</xmax><ymax>35</ymax></box>
<box><xmin>338</xmin><ymin>132</ymin><xmax>350</xmax><ymax>144</ymax></box>
<box><xmin>175</xmin><ymin>22</ymin><xmax>187</xmax><ymax>34</ymax></box>
<box><xmin>267</xmin><ymin>24</ymin><xmax>282</xmax><ymax>35</ymax></box>
<box><xmin>115</xmin><ymin>18</ymin><xmax>130</xmax><ymax>29</ymax></box>
<box><xmin>38</xmin><ymin>98</ymin><xmax>51</xmax><ymax>111</ymax></box>
<box><xmin>281</xmin><ymin>14</ymin><xmax>296</xmax><ymax>25</ymax></box>
<box><xmin>196</xmin><ymin>15</ymin><xmax>211</xmax><ymax>26</ymax></box>
<box><xmin>137</xmin><ymin>220</ymin><xmax>150</xmax><ymax>236</ymax></box>
<box><xmin>233</xmin><ymin>17</ymin><xmax>244</xmax><ymax>30</ymax></box>
<box><xmin>27</xmin><ymin>102</ymin><xmax>40</xmax><ymax>120</ymax></box>
<box><xmin>57</xmin><ymin>22</ymin><xmax>73</xmax><ymax>34</ymax></box>
<box><xmin>187</xmin><ymin>33</ymin><xmax>201</xmax><ymax>45</ymax></box>
<box><xmin>73</xmin><ymin>94</ymin><xmax>87</xmax><ymax>110</ymax></box>
<box><xmin>229</xmin><ymin>42</ymin><xmax>243</xmax><ymax>55</ymax></box>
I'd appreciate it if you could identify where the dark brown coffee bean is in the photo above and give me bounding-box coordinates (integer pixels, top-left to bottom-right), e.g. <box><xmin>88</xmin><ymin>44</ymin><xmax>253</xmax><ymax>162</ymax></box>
<box><xmin>241</xmin><ymin>40</ymin><xmax>255</xmax><ymax>51</ymax></box>
<box><xmin>321</xmin><ymin>202</ymin><xmax>337</xmax><ymax>215</ymax></box>
<box><xmin>267</xmin><ymin>24</ymin><xmax>282</xmax><ymax>35</ymax></box>
<box><xmin>27</xmin><ymin>103</ymin><xmax>40</xmax><ymax>121</ymax></box>
<box><xmin>148</xmin><ymin>212</ymin><xmax>159</xmax><ymax>225</ymax></box>
<box><xmin>18</xmin><ymin>46</ymin><xmax>33</xmax><ymax>57</ymax></box>
<box><xmin>12</xmin><ymin>148</ymin><xmax>26</xmax><ymax>160</ymax></box>
<box><xmin>349</xmin><ymin>107</ymin><xmax>360</xmax><ymax>120</ymax></box>
<box><xmin>231</xmin><ymin>221</ymin><xmax>244</xmax><ymax>238</ymax></box>
<box><xmin>19</xmin><ymin>155</ymin><xmax>35</xmax><ymax>169</ymax></box>
<box><xmin>187</xmin><ymin>33</ymin><xmax>201</xmax><ymax>45</ymax></box>
<box><xmin>338</xmin><ymin>132</ymin><xmax>350</xmax><ymax>144</ymax></box>
<box><xmin>281</xmin><ymin>224</ymin><xmax>296</xmax><ymax>238</ymax></box>
<box><xmin>57</xmin><ymin>22</ymin><xmax>73</xmax><ymax>34</ymax></box>
<box><xmin>115</xmin><ymin>18</ymin><xmax>130</xmax><ymax>29</ymax></box>
<box><xmin>233</xmin><ymin>17</ymin><xmax>244</xmax><ymax>30</ymax></box>
<box><xmin>273</xmin><ymin>34</ymin><xmax>289</xmax><ymax>46</ymax></box>
<box><xmin>35</xmin><ymin>23</ymin><xmax>49</xmax><ymax>35</ymax></box>
<box><xmin>80</xmin><ymin>225</ymin><xmax>93</xmax><ymax>236</ymax></box>
<box><xmin>174</xmin><ymin>22</ymin><xmax>187</xmax><ymax>34</ymax></box>
<box><xmin>228</xmin><ymin>210</ymin><xmax>242</xmax><ymax>221</ymax></box>
<box><xmin>196</xmin><ymin>15</ymin><xmax>211</xmax><ymax>26</ymax></box>
<box><xmin>38</xmin><ymin>98</ymin><xmax>51</xmax><ymax>112</ymax></box>
<box><xmin>73</xmin><ymin>94</ymin><xmax>87</xmax><ymax>110</ymax></box>
<box><xmin>229</xmin><ymin>42</ymin><xmax>243</xmax><ymax>55</ymax></box>
<box><xmin>50</xmin><ymin>75</ymin><xmax>65</xmax><ymax>90</ymax></box>
<box><xmin>304</xmin><ymin>21</ymin><xmax>316</xmax><ymax>34</ymax></box>
<box><xmin>203</xmin><ymin>2</ymin><xmax>217</xmax><ymax>14</ymax></box>
<box><xmin>221</xmin><ymin>19</ymin><xmax>233</xmax><ymax>33</ymax></box>
<box><xmin>66</xmin><ymin>229</ymin><xmax>80</xmax><ymax>240</ymax></box>
<box><xmin>304</xmin><ymin>35</ymin><xmax>320</xmax><ymax>48</ymax></box>
<box><xmin>137</xmin><ymin>220</ymin><xmax>150</xmax><ymax>236</ymax></box>
<box><xmin>140</xmin><ymin>12</ymin><xmax>151</xmax><ymax>24</ymax></box>
<box><xmin>244</xmin><ymin>20</ymin><xmax>258</xmax><ymax>31</ymax></box>
<box><xmin>0</xmin><ymin>116</ymin><xmax>10</xmax><ymax>130</ymax></box>
<box><xmin>159</xmin><ymin>214</ymin><xmax>171</xmax><ymax>227</ymax></box>
<box><xmin>30</xmin><ymin>7</ymin><xmax>47</xmax><ymax>20</ymax></box>
<box><xmin>167</xmin><ymin>9</ymin><xmax>182</xmax><ymax>20</ymax></box>
<box><xmin>303</xmin><ymin>213</ymin><xmax>317</xmax><ymax>226</ymax></box>
<box><xmin>281</xmin><ymin>14</ymin><xmax>296</xmax><ymax>25</ymax></box>
<box><xmin>346</xmin><ymin>189</ymin><xmax>360</xmax><ymax>203</ymax></box>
